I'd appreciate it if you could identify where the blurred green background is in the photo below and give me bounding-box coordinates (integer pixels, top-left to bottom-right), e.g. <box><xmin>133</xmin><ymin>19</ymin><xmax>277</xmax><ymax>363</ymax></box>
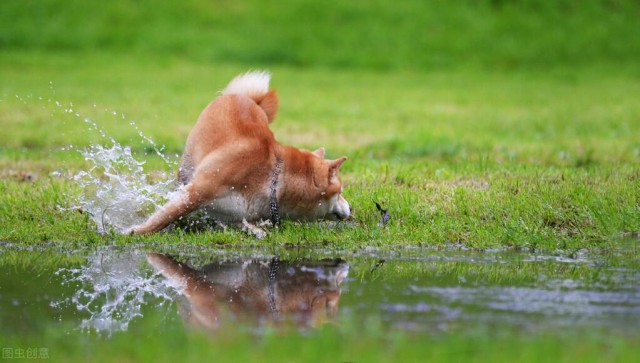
<box><xmin>3</xmin><ymin>0</ymin><xmax>640</xmax><ymax>71</ymax></box>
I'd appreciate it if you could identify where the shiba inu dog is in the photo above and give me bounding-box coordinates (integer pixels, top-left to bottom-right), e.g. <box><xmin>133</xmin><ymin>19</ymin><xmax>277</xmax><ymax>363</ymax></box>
<box><xmin>147</xmin><ymin>253</ymin><xmax>349</xmax><ymax>330</ymax></box>
<box><xmin>132</xmin><ymin>71</ymin><xmax>350</xmax><ymax>235</ymax></box>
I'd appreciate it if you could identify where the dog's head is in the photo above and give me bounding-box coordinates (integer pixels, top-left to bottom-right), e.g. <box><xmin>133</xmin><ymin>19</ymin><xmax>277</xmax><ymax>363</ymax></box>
<box><xmin>280</xmin><ymin>147</ymin><xmax>351</xmax><ymax>221</ymax></box>
<box><xmin>311</xmin><ymin>147</ymin><xmax>351</xmax><ymax>221</ymax></box>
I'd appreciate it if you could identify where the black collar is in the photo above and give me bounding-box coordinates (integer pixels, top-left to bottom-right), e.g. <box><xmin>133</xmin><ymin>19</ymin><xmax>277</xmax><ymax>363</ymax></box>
<box><xmin>269</xmin><ymin>157</ymin><xmax>283</xmax><ymax>226</ymax></box>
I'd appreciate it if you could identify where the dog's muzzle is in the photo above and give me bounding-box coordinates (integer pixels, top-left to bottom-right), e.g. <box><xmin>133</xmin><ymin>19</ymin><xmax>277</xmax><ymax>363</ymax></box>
<box><xmin>332</xmin><ymin>195</ymin><xmax>351</xmax><ymax>220</ymax></box>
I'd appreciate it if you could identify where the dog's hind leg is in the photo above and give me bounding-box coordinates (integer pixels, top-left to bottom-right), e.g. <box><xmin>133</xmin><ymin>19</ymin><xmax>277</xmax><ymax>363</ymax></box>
<box><xmin>177</xmin><ymin>153</ymin><xmax>195</xmax><ymax>185</ymax></box>
<box><xmin>131</xmin><ymin>183</ymin><xmax>207</xmax><ymax>235</ymax></box>
<box><xmin>131</xmin><ymin>146</ymin><xmax>255</xmax><ymax>235</ymax></box>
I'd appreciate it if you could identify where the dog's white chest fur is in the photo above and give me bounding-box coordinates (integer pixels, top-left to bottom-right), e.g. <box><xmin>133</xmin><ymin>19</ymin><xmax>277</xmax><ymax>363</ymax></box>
<box><xmin>205</xmin><ymin>190</ymin><xmax>270</xmax><ymax>222</ymax></box>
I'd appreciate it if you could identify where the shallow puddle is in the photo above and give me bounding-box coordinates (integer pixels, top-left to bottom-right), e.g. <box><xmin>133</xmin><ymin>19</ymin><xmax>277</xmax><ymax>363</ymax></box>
<box><xmin>1</xmin><ymin>242</ymin><xmax>639</xmax><ymax>340</ymax></box>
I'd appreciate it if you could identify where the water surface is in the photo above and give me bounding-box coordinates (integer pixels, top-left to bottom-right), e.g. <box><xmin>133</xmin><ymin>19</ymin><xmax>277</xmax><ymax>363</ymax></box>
<box><xmin>1</xmin><ymin>242</ymin><xmax>638</xmax><ymax>340</ymax></box>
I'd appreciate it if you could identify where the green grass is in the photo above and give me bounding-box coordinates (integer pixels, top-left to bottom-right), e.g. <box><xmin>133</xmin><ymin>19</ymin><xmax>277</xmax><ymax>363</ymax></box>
<box><xmin>2</xmin><ymin>1</ymin><xmax>640</xmax><ymax>361</ymax></box>
<box><xmin>4</xmin><ymin>319</ymin><xmax>637</xmax><ymax>363</ymax></box>
<box><xmin>2</xmin><ymin>0</ymin><xmax>640</xmax><ymax>70</ymax></box>
<box><xmin>1</xmin><ymin>2</ymin><xmax>639</xmax><ymax>248</ymax></box>
<box><xmin>1</xmin><ymin>52</ymin><xmax>639</xmax><ymax>249</ymax></box>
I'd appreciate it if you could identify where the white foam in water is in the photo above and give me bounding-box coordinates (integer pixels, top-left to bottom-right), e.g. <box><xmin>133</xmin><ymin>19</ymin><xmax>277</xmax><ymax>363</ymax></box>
<box><xmin>54</xmin><ymin>249</ymin><xmax>175</xmax><ymax>336</ymax></box>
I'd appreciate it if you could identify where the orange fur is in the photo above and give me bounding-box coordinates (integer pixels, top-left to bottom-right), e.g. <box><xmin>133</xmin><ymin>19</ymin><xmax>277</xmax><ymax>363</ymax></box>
<box><xmin>132</xmin><ymin>72</ymin><xmax>350</xmax><ymax>235</ymax></box>
<box><xmin>257</xmin><ymin>90</ymin><xmax>278</xmax><ymax>123</ymax></box>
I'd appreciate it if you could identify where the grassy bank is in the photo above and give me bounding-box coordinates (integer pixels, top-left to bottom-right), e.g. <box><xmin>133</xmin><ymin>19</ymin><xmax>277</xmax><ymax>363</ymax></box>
<box><xmin>1</xmin><ymin>52</ymin><xmax>639</xmax><ymax>249</ymax></box>
<box><xmin>1</xmin><ymin>0</ymin><xmax>639</xmax><ymax>249</ymax></box>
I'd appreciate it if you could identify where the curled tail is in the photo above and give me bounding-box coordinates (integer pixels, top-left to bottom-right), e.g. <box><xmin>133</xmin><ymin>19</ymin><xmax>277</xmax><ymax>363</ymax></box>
<box><xmin>223</xmin><ymin>71</ymin><xmax>278</xmax><ymax>123</ymax></box>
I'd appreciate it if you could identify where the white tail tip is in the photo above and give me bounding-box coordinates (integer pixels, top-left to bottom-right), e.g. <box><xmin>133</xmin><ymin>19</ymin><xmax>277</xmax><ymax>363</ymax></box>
<box><xmin>222</xmin><ymin>71</ymin><xmax>271</xmax><ymax>98</ymax></box>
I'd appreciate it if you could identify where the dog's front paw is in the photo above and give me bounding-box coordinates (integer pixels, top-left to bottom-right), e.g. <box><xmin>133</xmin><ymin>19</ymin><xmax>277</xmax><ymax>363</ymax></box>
<box><xmin>241</xmin><ymin>219</ymin><xmax>267</xmax><ymax>239</ymax></box>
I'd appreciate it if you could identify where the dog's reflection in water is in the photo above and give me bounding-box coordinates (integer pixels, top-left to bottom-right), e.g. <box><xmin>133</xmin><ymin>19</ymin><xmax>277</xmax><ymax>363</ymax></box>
<box><xmin>147</xmin><ymin>253</ymin><xmax>349</xmax><ymax>331</ymax></box>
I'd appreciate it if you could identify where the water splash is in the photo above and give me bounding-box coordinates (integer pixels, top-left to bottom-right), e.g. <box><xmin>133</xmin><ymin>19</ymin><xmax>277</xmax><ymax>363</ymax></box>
<box><xmin>41</xmin><ymin>94</ymin><xmax>179</xmax><ymax>233</ymax></box>
<box><xmin>71</xmin><ymin>141</ymin><xmax>176</xmax><ymax>233</ymax></box>
<box><xmin>54</xmin><ymin>249</ymin><xmax>175</xmax><ymax>336</ymax></box>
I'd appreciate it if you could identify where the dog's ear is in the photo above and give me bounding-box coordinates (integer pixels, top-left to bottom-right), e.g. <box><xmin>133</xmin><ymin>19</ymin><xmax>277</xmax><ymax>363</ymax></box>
<box><xmin>313</xmin><ymin>147</ymin><xmax>325</xmax><ymax>159</ymax></box>
<box><xmin>328</xmin><ymin>157</ymin><xmax>347</xmax><ymax>184</ymax></box>
<box><xmin>329</xmin><ymin>157</ymin><xmax>347</xmax><ymax>170</ymax></box>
